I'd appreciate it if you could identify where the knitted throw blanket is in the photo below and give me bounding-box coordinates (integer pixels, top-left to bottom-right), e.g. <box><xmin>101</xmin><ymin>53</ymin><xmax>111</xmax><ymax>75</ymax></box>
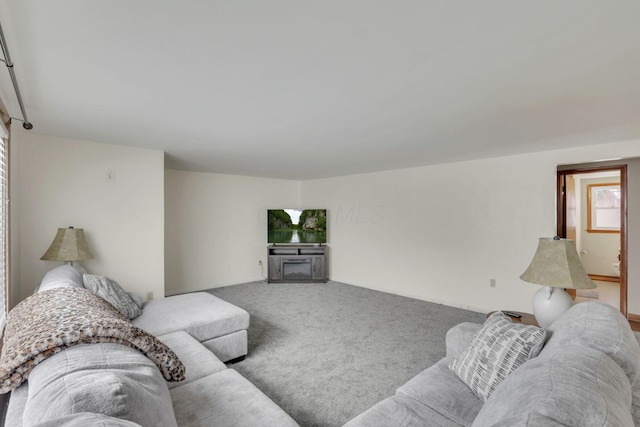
<box><xmin>0</xmin><ymin>287</ymin><xmax>185</xmax><ymax>393</ymax></box>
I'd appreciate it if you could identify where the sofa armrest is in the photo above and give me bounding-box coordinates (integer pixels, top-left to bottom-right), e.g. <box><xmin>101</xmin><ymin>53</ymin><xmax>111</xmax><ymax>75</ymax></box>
<box><xmin>445</xmin><ymin>322</ymin><xmax>482</xmax><ymax>358</ymax></box>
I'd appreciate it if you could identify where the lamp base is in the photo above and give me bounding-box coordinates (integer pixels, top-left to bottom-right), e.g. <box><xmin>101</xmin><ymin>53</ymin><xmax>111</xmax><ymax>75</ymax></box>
<box><xmin>532</xmin><ymin>286</ymin><xmax>573</xmax><ymax>328</ymax></box>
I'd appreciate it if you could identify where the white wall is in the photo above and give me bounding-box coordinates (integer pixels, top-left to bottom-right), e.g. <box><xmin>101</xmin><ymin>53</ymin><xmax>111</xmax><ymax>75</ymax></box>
<box><xmin>164</xmin><ymin>169</ymin><xmax>300</xmax><ymax>294</ymax></box>
<box><xmin>626</xmin><ymin>158</ymin><xmax>640</xmax><ymax>314</ymax></box>
<box><xmin>302</xmin><ymin>139</ymin><xmax>640</xmax><ymax>314</ymax></box>
<box><xmin>10</xmin><ymin>129</ymin><xmax>165</xmax><ymax>305</ymax></box>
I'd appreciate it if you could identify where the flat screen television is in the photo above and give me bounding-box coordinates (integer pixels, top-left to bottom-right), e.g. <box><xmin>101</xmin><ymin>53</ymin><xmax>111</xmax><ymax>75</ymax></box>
<box><xmin>268</xmin><ymin>209</ymin><xmax>327</xmax><ymax>244</ymax></box>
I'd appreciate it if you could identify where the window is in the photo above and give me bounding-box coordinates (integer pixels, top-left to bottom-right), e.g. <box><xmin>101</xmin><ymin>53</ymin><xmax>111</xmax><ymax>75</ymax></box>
<box><xmin>0</xmin><ymin>119</ymin><xmax>8</xmax><ymax>333</ymax></box>
<box><xmin>587</xmin><ymin>183</ymin><xmax>621</xmax><ymax>233</ymax></box>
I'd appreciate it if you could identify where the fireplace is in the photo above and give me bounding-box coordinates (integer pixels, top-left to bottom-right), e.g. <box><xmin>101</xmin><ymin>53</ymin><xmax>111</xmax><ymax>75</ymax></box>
<box><xmin>267</xmin><ymin>245</ymin><xmax>327</xmax><ymax>283</ymax></box>
<box><xmin>282</xmin><ymin>258</ymin><xmax>312</xmax><ymax>281</ymax></box>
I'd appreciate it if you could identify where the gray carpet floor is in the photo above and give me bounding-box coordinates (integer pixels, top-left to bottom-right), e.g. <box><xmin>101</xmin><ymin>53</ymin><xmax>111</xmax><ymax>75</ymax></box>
<box><xmin>208</xmin><ymin>281</ymin><xmax>486</xmax><ymax>427</ymax></box>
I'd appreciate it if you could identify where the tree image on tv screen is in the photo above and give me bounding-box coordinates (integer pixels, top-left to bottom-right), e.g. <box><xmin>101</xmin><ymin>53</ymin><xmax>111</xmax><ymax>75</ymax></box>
<box><xmin>268</xmin><ymin>209</ymin><xmax>326</xmax><ymax>244</ymax></box>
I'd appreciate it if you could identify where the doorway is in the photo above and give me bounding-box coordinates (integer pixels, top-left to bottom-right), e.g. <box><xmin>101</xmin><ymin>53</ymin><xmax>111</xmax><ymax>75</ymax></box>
<box><xmin>557</xmin><ymin>164</ymin><xmax>627</xmax><ymax>316</ymax></box>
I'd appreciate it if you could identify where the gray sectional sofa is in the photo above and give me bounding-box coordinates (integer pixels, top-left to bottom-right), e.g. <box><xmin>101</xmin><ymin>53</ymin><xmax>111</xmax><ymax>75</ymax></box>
<box><xmin>1</xmin><ymin>265</ymin><xmax>299</xmax><ymax>426</ymax></box>
<box><xmin>344</xmin><ymin>301</ymin><xmax>640</xmax><ymax>427</ymax></box>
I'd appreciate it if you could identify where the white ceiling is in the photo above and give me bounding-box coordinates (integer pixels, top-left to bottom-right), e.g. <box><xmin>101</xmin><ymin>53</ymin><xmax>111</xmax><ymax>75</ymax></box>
<box><xmin>1</xmin><ymin>1</ymin><xmax>639</xmax><ymax>180</ymax></box>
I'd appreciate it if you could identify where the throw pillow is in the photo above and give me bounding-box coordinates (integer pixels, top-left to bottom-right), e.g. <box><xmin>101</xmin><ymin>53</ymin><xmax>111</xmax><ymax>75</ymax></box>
<box><xmin>36</xmin><ymin>265</ymin><xmax>85</xmax><ymax>293</ymax></box>
<box><xmin>448</xmin><ymin>311</ymin><xmax>546</xmax><ymax>401</ymax></box>
<box><xmin>83</xmin><ymin>274</ymin><xmax>143</xmax><ymax>320</ymax></box>
<box><xmin>127</xmin><ymin>291</ymin><xmax>144</xmax><ymax>309</ymax></box>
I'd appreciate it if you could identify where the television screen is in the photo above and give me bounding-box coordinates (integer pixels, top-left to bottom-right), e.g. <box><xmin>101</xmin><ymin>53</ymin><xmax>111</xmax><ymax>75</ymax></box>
<box><xmin>268</xmin><ymin>209</ymin><xmax>327</xmax><ymax>244</ymax></box>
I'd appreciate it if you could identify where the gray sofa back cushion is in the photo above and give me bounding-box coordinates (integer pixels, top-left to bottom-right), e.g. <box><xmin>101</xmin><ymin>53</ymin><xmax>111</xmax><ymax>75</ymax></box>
<box><xmin>472</xmin><ymin>345</ymin><xmax>634</xmax><ymax>427</ymax></box>
<box><xmin>544</xmin><ymin>301</ymin><xmax>640</xmax><ymax>423</ymax></box>
<box><xmin>445</xmin><ymin>322</ymin><xmax>482</xmax><ymax>358</ymax></box>
<box><xmin>23</xmin><ymin>343</ymin><xmax>178</xmax><ymax>426</ymax></box>
<box><xmin>37</xmin><ymin>265</ymin><xmax>85</xmax><ymax>292</ymax></box>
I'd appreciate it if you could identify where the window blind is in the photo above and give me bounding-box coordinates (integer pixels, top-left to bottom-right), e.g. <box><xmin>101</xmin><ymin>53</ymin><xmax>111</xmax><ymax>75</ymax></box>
<box><xmin>0</xmin><ymin>120</ymin><xmax>8</xmax><ymax>333</ymax></box>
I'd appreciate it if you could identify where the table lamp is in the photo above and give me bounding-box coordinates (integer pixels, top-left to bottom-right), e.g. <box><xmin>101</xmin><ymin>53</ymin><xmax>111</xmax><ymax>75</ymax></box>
<box><xmin>520</xmin><ymin>236</ymin><xmax>596</xmax><ymax>328</ymax></box>
<box><xmin>40</xmin><ymin>226</ymin><xmax>93</xmax><ymax>267</ymax></box>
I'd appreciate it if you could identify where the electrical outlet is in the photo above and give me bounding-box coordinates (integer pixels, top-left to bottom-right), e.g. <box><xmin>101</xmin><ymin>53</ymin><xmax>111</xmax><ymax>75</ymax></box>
<box><xmin>489</xmin><ymin>278</ymin><xmax>496</xmax><ymax>288</ymax></box>
<box><xmin>146</xmin><ymin>291</ymin><xmax>154</xmax><ymax>301</ymax></box>
<box><xmin>258</xmin><ymin>260</ymin><xmax>263</xmax><ymax>266</ymax></box>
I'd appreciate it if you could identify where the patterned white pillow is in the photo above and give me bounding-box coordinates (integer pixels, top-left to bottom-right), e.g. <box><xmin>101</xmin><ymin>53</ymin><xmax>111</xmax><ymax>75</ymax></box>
<box><xmin>449</xmin><ymin>311</ymin><xmax>546</xmax><ymax>401</ymax></box>
<box><xmin>83</xmin><ymin>274</ymin><xmax>143</xmax><ymax>320</ymax></box>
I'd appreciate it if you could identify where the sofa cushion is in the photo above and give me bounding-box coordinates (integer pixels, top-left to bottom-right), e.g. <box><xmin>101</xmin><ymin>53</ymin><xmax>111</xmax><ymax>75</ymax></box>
<box><xmin>543</xmin><ymin>301</ymin><xmax>640</xmax><ymax>424</ymax></box>
<box><xmin>133</xmin><ymin>292</ymin><xmax>250</xmax><ymax>343</ymax></box>
<box><xmin>83</xmin><ymin>273</ymin><xmax>142</xmax><ymax>319</ymax></box>
<box><xmin>157</xmin><ymin>331</ymin><xmax>227</xmax><ymax>389</ymax></box>
<box><xmin>23</xmin><ymin>343</ymin><xmax>178</xmax><ymax>426</ymax></box>
<box><xmin>4</xmin><ymin>382</ymin><xmax>28</xmax><ymax>427</ymax></box>
<box><xmin>396</xmin><ymin>358</ymin><xmax>483</xmax><ymax>426</ymax></box>
<box><xmin>471</xmin><ymin>345</ymin><xmax>634</xmax><ymax>427</ymax></box>
<box><xmin>170</xmin><ymin>369</ymin><xmax>299</xmax><ymax>427</ymax></box>
<box><xmin>32</xmin><ymin>413</ymin><xmax>142</xmax><ymax>426</ymax></box>
<box><xmin>482</xmin><ymin>412</ymin><xmax>583</xmax><ymax>427</ymax></box>
<box><xmin>449</xmin><ymin>312</ymin><xmax>546</xmax><ymax>400</ymax></box>
<box><xmin>445</xmin><ymin>322</ymin><xmax>482</xmax><ymax>359</ymax></box>
<box><xmin>127</xmin><ymin>291</ymin><xmax>144</xmax><ymax>309</ymax></box>
<box><xmin>343</xmin><ymin>394</ymin><xmax>466</xmax><ymax>427</ymax></box>
<box><xmin>37</xmin><ymin>264</ymin><xmax>85</xmax><ymax>292</ymax></box>
<box><xmin>202</xmin><ymin>329</ymin><xmax>249</xmax><ymax>362</ymax></box>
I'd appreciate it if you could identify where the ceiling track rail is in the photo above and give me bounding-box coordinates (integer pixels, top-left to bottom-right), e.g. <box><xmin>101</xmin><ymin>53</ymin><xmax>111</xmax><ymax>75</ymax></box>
<box><xmin>0</xmin><ymin>18</ymin><xmax>33</xmax><ymax>130</ymax></box>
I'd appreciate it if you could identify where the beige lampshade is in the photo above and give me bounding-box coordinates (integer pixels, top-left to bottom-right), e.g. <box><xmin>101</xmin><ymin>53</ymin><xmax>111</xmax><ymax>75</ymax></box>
<box><xmin>40</xmin><ymin>227</ymin><xmax>94</xmax><ymax>262</ymax></box>
<box><xmin>520</xmin><ymin>237</ymin><xmax>596</xmax><ymax>289</ymax></box>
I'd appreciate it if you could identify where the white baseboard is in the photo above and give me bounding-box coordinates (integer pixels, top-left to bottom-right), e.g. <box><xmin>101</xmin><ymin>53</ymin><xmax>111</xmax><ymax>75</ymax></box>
<box><xmin>332</xmin><ymin>279</ymin><xmax>489</xmax><ymax>314</ymax></box>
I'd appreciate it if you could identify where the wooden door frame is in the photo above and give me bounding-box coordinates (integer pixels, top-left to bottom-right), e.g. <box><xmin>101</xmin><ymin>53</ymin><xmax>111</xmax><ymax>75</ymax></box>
<box><xmin>556</xmin><ymin>164</ymin><xmax>627</xmax><ymax>317</ymax></box>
